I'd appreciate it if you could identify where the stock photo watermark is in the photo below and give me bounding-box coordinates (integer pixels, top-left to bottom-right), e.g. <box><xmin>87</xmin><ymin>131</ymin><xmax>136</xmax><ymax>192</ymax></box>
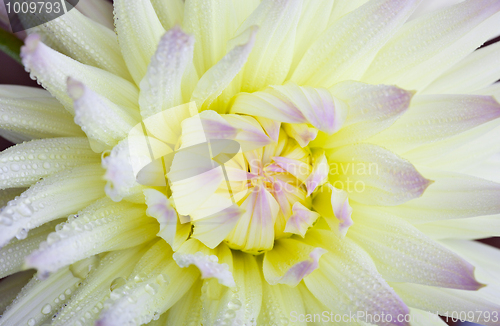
<box><xmin>2</xmin><ymin>0</ymin><xmax>79</xmax><ymax>32</ymax></box>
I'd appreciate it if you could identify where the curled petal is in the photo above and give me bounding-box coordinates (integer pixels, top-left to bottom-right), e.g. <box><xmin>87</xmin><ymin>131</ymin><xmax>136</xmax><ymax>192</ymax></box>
<box><xmin>313</xmin><ymin>184</ymin><xmax>353</xmax><ymax>237</ymax></box>
<box><xmin>173</xmin><ymin>239</ymin><xmax>235</xmax><ymax>287</ymax></box>
<box><xmin>284</xmin><ymin>202</ymin><xmax>320</xmax><ymax>238</ymax></box>
<box><xmin>264</xmin><ymin>238</ymin><xmax>326</xmax><ymax>287</ymax></box>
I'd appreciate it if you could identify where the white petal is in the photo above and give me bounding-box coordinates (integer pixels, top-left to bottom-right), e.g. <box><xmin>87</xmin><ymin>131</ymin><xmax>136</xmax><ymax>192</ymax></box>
<box><xmin>52</xmin><ymin>246</ymin><xmax>147</xmax><ymax>326</ymax></box>
<box><xmin>190</xmin><ymin>26</ymin><xmax>258</xmax><ymax>110</ymax></box>
<box><xmin>391</xmin><ymin>282</ymin><xmax>500</xmax><ymax>326</ymax></box>
<box><xmin>97</xmin><ymin>240</ymin><xmax>199</xmax><ymax>326</ymax></box>
<box><xmin>222</xmin><ymin>114</ymin><xmax>272</xmax><ymax>151</ymax></box>
<box><xmin>0</xmin><ymin>164</ymin><xmax>106</xmax><ymax>248</ymax></box>
<box><xmin>382</xmin><ymin>167</ymin><xmax>500</xmax><ymax>223</ymax></box>
<box><xmin>0</xmin><ymin>266</ymin><xmax>86</xmax><ymax>326</ymax></box>
<box><xmin>143</xmin><ymin>188</ymin><xmax>190</xmax><ymax>251</ymax></box>
<box><xmin>236</xmin><ymin>0</ymin><xmax>302</xmax><ymax>92</ymax></box>
<box><xmin>363</xmin><ymin>0</ymin><xmax>500</xmax><ymax>90</ymax></box>
<box><xmin>423</xmin><ymin>41</ymin><xmax>500</xmax><ymax>94</ymax></box>
<box><xmin>322</xmin><ymin>81</ymin><xmax>413</xmax><ymax>148</ymax></box>
<box><xmin>416</xmin><ymin>215</ymin><xmax>500</xmax><ymax>240</ymax></box>
<box><xmin>192</xmin><ymin>204</ymin><xmax>244</xmax><ymax>249</ymax></box>
<box><xmin>258</xmin><ymin>282</ymin><xmax>306</xmax><ymax>325</ymax></box>
<box><xmin>263</xmin><ymin>238</ymin><xmax>326</xmax><ymax>287</ymax></box>
<box><xmin>312</xmin><ymin>184</ymin><xmax>353</xmax><ymax>238</ymax></box>
<box><xmin>231</xmin><ymin>83</ymin><xmax>347</xmax><ymax>134</ymax></box>
<box><xmin>173</xmin><ymin>239</ymin><xmax>235</xmax><ymax>287</ymax></box>
<box><xmin>370</xmin><ymin>94</ymin><xmax>500</xmax><ymax>154</ymax></box>
<box><xmin>139</xmin><ymin>26</ymin><xmax>197</xmax><ymax>119</ymax></box>
<box><xmin>0</xmin><ymin>220</ymin><xmax>60</xmax><ymax>278</ymax></box>
<box><xmin>0</xmin><ymin>87</ymin><xmax>83</xmax><ymax>139</ymax></box>
<box><xmin>113</xmin><ymin>0</ymin><xmax>165</xmax><ymax>84</ymax></box>
<box><xmin>292</xmin><ymin>0</ymin><xmax>421</xmax><ymax>87</ymax></box>
<box><xmin>284</xmin><ymin>202</ymin><xmax>320</xmax><ymax>237</ymax></box>
<box><xmin>225</xmin><ymin>182</ymin><xmax>280</xmax><ymax>253</ymax></box>
<box><xmin>303</xmin><ymin>229</ymin><xmax>410</xmax><ymax>326</ymax></box>
<box><xmin>0</xmin><ymin>137</ymin><xmax>99</xmax><ymax>189</ymax></box>
<box><xmin>199</xmin><ymin>252</ymin><xmax>262</xmax><ymax>326</ymax></box>
<box><xmin>68</xmin><ymin>78</ymin><xmax>140</xmax><ymax>152</ymax></box>
<box><xmin>25</xmin><ymin>199</ymin><xmax>158</xmax><ymax>274</ymax></box>
<box><xmin>21</xmin><ymin>35</ymin><xmax>139</xmax><ymax>113</ymax></box>
<box><xmin>151</xmin><ymin>0</ymin><xmax>184</xmax><ymax>29</ymax></box>
<box><xmin>329</xmin><ymin>144</ymin><xmax>432</xmax><ymax>206</ymax></box>
<box><xmin>288</xmin><ymin>0</ymin><xmax>336</xmax><ymax>77</ymax></box>
<box><xmin>26</xmin><ymin>8</ymin><xmax>129</xmax><ymax>79</ymax></box>
<box><xmin>408</xmin><ymin>308</ymin><xmax>448</xmax><ymax>326</ymax></box>
<box><xmin>348</xmin><ymin>205</ymin><xmax>483</xmax><ymax>290</ymax></box>
<box><xmin>183</xmin><ymin>0</ymin><xmax>240</xmax><ymax>76</ymax></box>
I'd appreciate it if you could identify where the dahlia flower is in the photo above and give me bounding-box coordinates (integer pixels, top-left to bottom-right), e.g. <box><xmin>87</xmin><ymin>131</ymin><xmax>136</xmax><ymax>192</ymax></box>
<box><xmin>1</xmin><ymin>0</ymin><xmax>500</xmax><ymax>325</ymax></box>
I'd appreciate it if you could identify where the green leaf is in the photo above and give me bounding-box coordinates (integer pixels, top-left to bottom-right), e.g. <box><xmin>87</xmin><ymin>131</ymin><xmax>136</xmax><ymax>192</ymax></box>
<box><xmin>0</xmin><ymin>28</ymin><xmax>24</xmax><ymax>64</ymax></box>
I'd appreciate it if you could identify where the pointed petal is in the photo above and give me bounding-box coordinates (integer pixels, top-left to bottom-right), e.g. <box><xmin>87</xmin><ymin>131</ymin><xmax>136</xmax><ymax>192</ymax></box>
<box><xmin>312</xmin><ymin>184</ymin><xmax>353</xmax><ymax>237</ymax></box>
<box><xmin>321</xmin><ymin>81</ymin><xmax>413</xmax><ymax>148</ymax></box>
<box><xmin>382</xmin><ymin>167</ymin><xmax>500</xmax><ymax>223</ymax></box>
<box><xmin>52</xmin><ymin>246</ymin><xmax>147</xmax><ymax>326</ymax></box>
<box><xmin>190</xmin><ymin>26</ymin><xmax>258</xmax><ymax>110</ymax></box>
<box><xmin>369</xmin><ymin>94</ymin><xmax>500</xmax><ymax>153</ymax></box>
<box><xmin>21</xmin><ymin>35</ymin><xmax>139</xmax><ymax>113</ymax></box>
<box><xmin>139</xmin><ymin>26</ymin><xmax>197</xmax><ymax>119</ymax></box>
<box><xmin>222</xmin><ymin>114</ymin><xmax>272</xmax><ymax>151</ymax></box>
<box><xmin>408</xmin><ymin>308</ymin><xmax>448</xmax><ymax>326</ymax></box>
<box><xmin>0</xmin><ymin>164</ymin><xmax>106</xmax><ymax>247</ymax></box>
<box><xmin>0</xmin><ymin>89</ymin><xmax>83</xmax><ymax>139</ymax></box>
<box><xmin>416</xmin><ymin>215</ymin><xmax>500</xmax><ymax>240</ymax></box>
<box><xmin>173</xmin><ymin>239</ymin><xmax>235</xmax><ymax>287</ymax></box>
<box><xmin>192</xmin><ymin>205</ymin><xmax>243</xmax><ymax>249</ymax></box>
<box><xmin>183</xmin><ymin>0</ymin><xmax>239</xmax><ymax>76</ymax></box>
<box><xmin>25</xmin><ymin>200</ymin><xmax>158</xmax><ymax>274</ymax></box>
<box><xmin>114</xmin><ymin>0</ymin><xmax>165</xmax><ymax>84</ymax></box>
<box><xmin>236</xmin><ymin>0</ymin><xmax>302</xmax><ymax>92</ymax></box>
<box><xmin>225</xmin><ymin>183</ymin><xmax>280</xmax><ymax>253</ymax></box>
<box><xmin>292</xmin><ymin>0</ymin><xmax>421</xmax><ymax>87</ymax></box>
<box><xmin>26</xmin><ymin>8</ymin><xmax>130</xmax><ymax>79</ymax></box>
<box><xmin>143</xmin><ymin>188</ymin><xmax>189</xmax><ymax>251</ymax></box>
<box><xmin>97</xmin><ymin>240</ymin><xmax>199</xmax><ymax>326</ymax></box>
<box><xmin>423</xmin><ymin>41</ymin><xmax>500</xmax><ymax>94</ymax></box>
<box><xmin>0</xmin><ymin>266</ymin><xmax>86</xmax><ymax>326</ymax></box>
<box><xmin>0</xmin><ymin>220</ymin><xmax>60</xmax><ymax>278</ymax></box>
<box><xmin>283</xmin><ymin>123</ymin><xmax>318</xmax><ymax>148</ymax></box>
<box><xmin>284</xmin><ymin>202</ymin><xmax>320</xmax><ymax>237</ymax></box>
<box><xmin>199</xmin><ymin>251</ymin><xmax>262</xmax><ymax>326</ymax></box>
<box><xmin>349</xmin><ymin>205</ymin><xmax>483</xmax><ymax>290</ymax></box>
<box><xmin>391</xmin><ymin>282</ymin><xmax>500</xmax><ymax>326</ymax></box>
<box><xmin>263</xmin><ymin>238</ymin><xmax>326</xmax><ymax>287</ymax></box>
<box><xmin>0</xmin><ymin>137</ymin><xmax>99</xmax><ymax>189</ymax></box>
<box><xmin>151</xmin><ymin>0</ymin><xmax>184</xmax><ymax>30</ymax></box>
<box><xmin>304</xmin><ymin>151</ymin><xmax>329</xmax><ymax>196</ymax></box>
<box><xmin>68</xmin><ymin>78</ymin><xmax>140</xmax><ymax>152</ymax></box>
<box><xmin>255</xmin><ymin>116</ymin><xmax>281</xmax><ymax>143</ymax></box>
<box><xmin>329</xmin><ymin>144</ymin><xmax>433</xmax><ymax>206</ymax></box>
<box><xmin>303</xmin><ymin>229</ymin><xmax>410</xmax><ymax>326</ymax></box>
<box><xmin>363</xmin><ymin>0</ymin><xmax>500</xmax><ymax>90</ymax></box>
<box><xmin>231</xmin><ymin>83</ymin><xmax>347</xmax><ymax>134</ymax></box>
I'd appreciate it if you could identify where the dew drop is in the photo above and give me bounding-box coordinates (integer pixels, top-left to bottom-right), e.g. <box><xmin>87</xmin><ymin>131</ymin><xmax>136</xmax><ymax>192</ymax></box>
<box><xmin>41</xmin><ymin>303</ymin><xmax>52</xmax><ymax>314</ymax></box>
<box><xmin>27</xmin><ymin>318</ymin><xmax>36</xmax><ymax>326</ymax></box>
<box><xmin>110</xmin><ymin>277</ymin><xmax>126</xmax><ymax>292</ymax></box>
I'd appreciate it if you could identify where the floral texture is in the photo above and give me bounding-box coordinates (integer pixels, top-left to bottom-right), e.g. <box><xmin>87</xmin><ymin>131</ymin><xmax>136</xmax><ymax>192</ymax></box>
<box><xmin>1</xmin><ymin>0</ymin><xmax>500</xmax><ymax>326</ymax></box>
